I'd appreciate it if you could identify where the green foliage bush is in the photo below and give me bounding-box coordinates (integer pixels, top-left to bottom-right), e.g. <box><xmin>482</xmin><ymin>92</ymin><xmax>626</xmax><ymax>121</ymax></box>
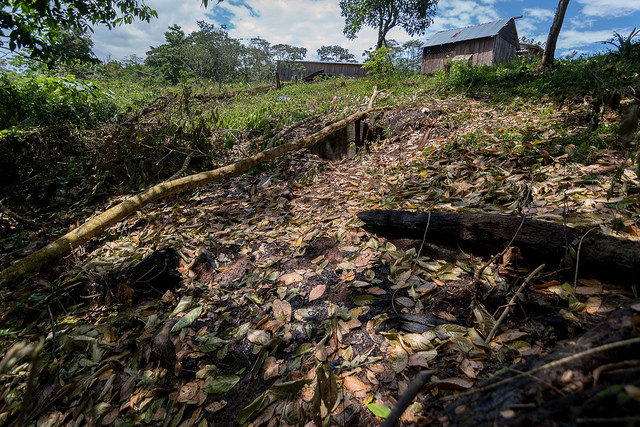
<box><xmin>0</xmin><ymin>73</ymin><xmax>117</xmax><ymax>130</ymax></box>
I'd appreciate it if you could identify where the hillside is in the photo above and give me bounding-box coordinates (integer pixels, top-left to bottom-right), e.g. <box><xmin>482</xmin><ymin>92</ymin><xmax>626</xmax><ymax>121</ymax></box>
<box><xmin>0</xmin><ymin>53</ymin><xmax>639</xmax><ymax>425</ymax></box>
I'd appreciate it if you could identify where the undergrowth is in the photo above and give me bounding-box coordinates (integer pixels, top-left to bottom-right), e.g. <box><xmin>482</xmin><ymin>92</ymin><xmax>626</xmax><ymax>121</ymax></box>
<box><xmin>0</xmin><ymin>46</ymin><xmax>638</xmax><ymax>217</ymax></box>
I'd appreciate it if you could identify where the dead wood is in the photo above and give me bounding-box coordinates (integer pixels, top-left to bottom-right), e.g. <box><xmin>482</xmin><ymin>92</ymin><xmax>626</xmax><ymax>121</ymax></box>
<box><xmin>358</xmin><ymin>210</ymin><xmax>640</xmax><ymax>284</ymax></box>
<box><xmin>434</xmin><ymin>307</ymin><xmax>640</xmax><ymax>426</ymax></box>
<box><xmin>382</xmin><ymin>370</ymin><xmax>436</xmax><ymax>427</ymax></box>
<box><xmin>0</xmin><ymin>89</ymin><xmax>379</xmax><ymax>286</ymax></box>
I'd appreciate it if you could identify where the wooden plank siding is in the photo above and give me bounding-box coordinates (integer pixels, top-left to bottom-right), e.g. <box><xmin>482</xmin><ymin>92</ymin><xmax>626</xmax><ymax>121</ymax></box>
<box><xmin>421</xmin><ymin>18</ymin><xmax>520</xmax><ymax>74</ymax></box>
<box><xmin>421</xmin><ymin>38</ymin><xmax>495</xmax><ymax>74</ymax></box>
<box><xmin>276</xmin><ymin>61</ymin><xmax>367</xmax><ymax>81</ymax></box>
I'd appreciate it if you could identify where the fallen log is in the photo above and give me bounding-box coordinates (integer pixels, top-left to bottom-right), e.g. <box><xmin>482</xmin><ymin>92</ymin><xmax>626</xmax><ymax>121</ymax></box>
<box><xmin>357</xmin><ymin>210</ymin><xmax>640</xmax><ymax>284</ymax></box>
<box><xmin>0</xmin><ymin>89</ymin><xmax>379</xmax><ymax>286</ymax></box>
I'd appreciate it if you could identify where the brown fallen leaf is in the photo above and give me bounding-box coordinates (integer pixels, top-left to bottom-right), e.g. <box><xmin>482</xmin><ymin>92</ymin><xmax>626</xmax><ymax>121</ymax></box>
<box><xmin>309</xmin><ymin>284</ymin><xmax>326</xmax><ymax>302</ymax></box>
<box><xmin>272</xmin><ymin>299</ymin><xmax>292</xmax><ymax>322</ymax></box>
<box><xmin>583</xmin><ymin>296</ymin><xmax>602</xmax><ymax>314</ymax></box>
<box><xmin>263</xmin><ymin>356</ymin><xmax>285</xmax><ymax>380</ymax></box>
<box><xmin>343</xmin><ymin>376</ymin><xmax>369</xmax><ymax>392</ymax></box>
<box><xmin>624</xmin><ymin>225</ymin><xmax>640</xmax><ymax>237</ymax></box>
<box><xmin>315</xmin><ymin>345</ymin><xmax>328</xmax><ymax>362</ymax></box>
<box><xmin>408</xmin><ymin>353</ymin><xmax>430</xmax><ymax>368</ymax></box>
<box><xmin>279</xmin><ymin>272</ymin><xmax>303</xmax><ymax>285</ymax></box>
<box><xmin>395</xmin><ymin>296</ymin><xmax>415</xmax><ymax>308</ymax></box>
<box><xmin>425</xmin><ymin>377</ymin><xmax>474</xmax><ymax>390</ymax></box>
<box><xmin>494</xmin><ymin>330</ymin><xmax>530</xmax><ymax>343</ymax></box>
<box><xmin>460</xmin><ymin>359</ymin><xmax>483</xmax><ymax>379</ymax></box>
<box><xmin>416</xmin><ymin>282</ymin><xmax>436</xmax><ymax>294</ymax></box>
<box><xmin>389</xmin><ymin>345</ymin><xmax>408</xmax><ymax>373</ymax></box>
<box><xmin>101</xmin><ymin>408</ymin><xmax>119</xmax><ymax>425</ymax></box>
<box><xmin>177</xmin><ymin>382</ymin><xmax>199</xmax><ymax>403</ymax></box>
<box><xmin>204</xmin><ymin>400</ymin><xmax>227</xmax><ymax>414</ymax></box>
<box><xmin>625</xmin><ymin>385</ymin><xmax>640</xmax><ymax>402</ymax></box>
<box><xmin>367</xmin><ymin>286</ymin><xmax>387</xmax><ymax>295</ymax></box>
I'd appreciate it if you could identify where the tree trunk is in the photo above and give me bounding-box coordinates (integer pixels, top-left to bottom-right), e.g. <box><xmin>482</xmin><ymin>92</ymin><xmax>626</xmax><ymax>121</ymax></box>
<box><xmin>542</xmin><ymin>0</ymin><xmax>570</xmax><ymax>67</ymax></box>
<box><xmin>0</xmin><ymin>90</ymin><xmax>379</xmax><ymax>286</ymax></box>
<box><xmin>358</xmin><ymin>209</ymin><xmax>640</xmax><ymax>285</ymax></box>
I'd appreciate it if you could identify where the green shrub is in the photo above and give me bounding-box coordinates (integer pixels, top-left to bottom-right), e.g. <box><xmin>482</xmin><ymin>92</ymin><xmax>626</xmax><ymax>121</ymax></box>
<box><xmin>0</xmin><ymin>72</ymin><xmax>117</xmax><ymax>130</ymax></box>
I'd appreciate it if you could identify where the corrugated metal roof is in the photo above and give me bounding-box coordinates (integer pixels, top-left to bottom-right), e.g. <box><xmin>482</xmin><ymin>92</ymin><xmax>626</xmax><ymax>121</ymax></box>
<box><xmin>423</xmin><ymin>18</ymin><xmax>513</xmax><ymax>47</ymax></box>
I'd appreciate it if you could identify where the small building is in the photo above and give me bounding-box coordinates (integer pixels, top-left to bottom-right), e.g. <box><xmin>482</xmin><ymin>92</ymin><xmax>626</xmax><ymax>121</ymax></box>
<box><xmin>518</xmin><ymin>43</ymin><xmax>544</xmax><ymax>57</ymax></box>
<box><xmin>421</xmin><ymin>17</ymin><xmax>521</xmax><ymax>74</ymax></box>
<box><xmin>276</xmin><ymin>61</ymin><xmax>367</xmax><ymax>81</ymax></box>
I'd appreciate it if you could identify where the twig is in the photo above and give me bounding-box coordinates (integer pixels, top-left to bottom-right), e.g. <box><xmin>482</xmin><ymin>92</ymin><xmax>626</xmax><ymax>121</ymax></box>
<box><xmin>368</xmin><ymin>86</ymin><xmax>379</xmax><ymax>110</ymax></box>
<box><xmin>17</xmin><ymin>341</ymin><xmax>42</xmax><ymax>425</ymax></box>
<box><xmin>417</xmin><ymin>211</ymin><xmax>432</xmax><ymax>256</ymax></box>
<box><xmin>473</xmin><ymin>215</ymin><xmax>527</xmax><ymax>282</ymax></box>
<box><xmin>0</xmin><ymin>198</ymin><xmax>38</xmax><ymax>227</ymax></box>
<box><xmin>573</xmin><ymin>228</ymin><xmax>596</xmax><ymax>294</ymax></box>
<box><xmin>440</xmin><ymin>336</ymin><xmax>640</xmax><ymax>402</ymax></box>
<box><xmin>381</xmin><ymin>370</ymin><xmax>436</xmax><ymax>427</ymax></box>
<box><xmin>505</xmin><ymin>366</ymin><xmax>565</xmax><ymax>396</ymax></box>
<box><xmin>485</xmin><ymin>264</ymin><xmax>545</xmax><ymax>343</ymax></box>
<box><xmin>164</xmin><ymin>153</ymin><xmax>193</xmax><ymax>182</ymax></box>
<box><xmin>47</xmin><ymin>303</ymin><xmax>57</xmax><ymax>360</ymax></box>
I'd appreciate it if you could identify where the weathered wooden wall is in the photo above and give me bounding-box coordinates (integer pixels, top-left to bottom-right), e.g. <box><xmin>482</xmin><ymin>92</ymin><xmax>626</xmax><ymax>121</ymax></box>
<box><xmin>493</xmin><ymin>23</ymin><xmax>519</xmax><ymax>63</ymax></box>
<box><xmin>421</xmin><ymin>38</ymin><xmax>495</xmax><ymax>74</ymax></box>
<box><xmin>422</xmin><ymin>33</ymin><xmax>518</xmax><ymax>74</ymax></box>
<box><xmin>277</xmin><ymin>61</ymin><xmax>367</xmax><ymax>81</ymax></box>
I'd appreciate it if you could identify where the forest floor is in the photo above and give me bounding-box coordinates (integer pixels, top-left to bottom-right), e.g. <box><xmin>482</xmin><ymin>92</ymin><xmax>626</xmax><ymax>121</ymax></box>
<box><xmin>1</xmin><ymin>83</ymin><xmax>640</xmax><ymax>426</ymax></box>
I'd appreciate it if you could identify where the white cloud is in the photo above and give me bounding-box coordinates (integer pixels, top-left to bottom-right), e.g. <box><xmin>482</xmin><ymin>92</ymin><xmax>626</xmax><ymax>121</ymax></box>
<box><xmin>88</xmin><ymin>0</ymin><xmax>637</xmax><ymax>62</ymax></box>
<box><xmin>557</xmin><ymin>27</ymin><xmax>631</xmax><ymax>51</ymax></box>
<box><xmin>517</xmin><ymin>8</ymin><xmax>554</xmax><ymax>38</ymax></box>
<box><xmin>218</xmin><ymin>0</ymin><xmax>373</xmax><ymax>58</ymax></box>
<box><xmin>523</xmin><ymin>8</ymin><xmax>555</xmax><ymax>21</ymax></box>
<box><xmin>421</xmin><ymin>0</ymin><xmax>500</xmax><ymax>41</ymax></box>
<box><xmin>576</xmin><ymin>0</ymin><xmax>640</xmax><ymax>18</ymax></box>
<box><xmin>91</xmin><ymin>1</ymin><xmax>208</xmax><ymax>60</ymax></box>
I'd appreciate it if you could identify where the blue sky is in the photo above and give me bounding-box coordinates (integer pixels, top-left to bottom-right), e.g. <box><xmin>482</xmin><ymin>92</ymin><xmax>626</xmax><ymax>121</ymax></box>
<box><xmin>90</xmin><ymin>0</ymin><xmax>640</xmax><ymax>62</ymax></box>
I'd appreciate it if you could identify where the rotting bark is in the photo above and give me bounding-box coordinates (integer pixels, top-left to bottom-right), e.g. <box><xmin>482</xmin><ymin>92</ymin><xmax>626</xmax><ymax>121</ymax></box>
<box><xmin>0</xmin><ymin>89</ymin><xmax>379</xmax><ymax>286</ymax></box>
<box><xmin>358</xmin><ymin>210</ymin><xmax>640</xmax><ymax>284</ymax></box>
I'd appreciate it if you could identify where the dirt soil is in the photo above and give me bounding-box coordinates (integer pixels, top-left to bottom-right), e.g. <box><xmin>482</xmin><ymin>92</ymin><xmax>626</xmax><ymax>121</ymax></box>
<box><xmin>1</xmin><ymin>96</ymin><xmax>639</xmax><ymax>426</ymax></box>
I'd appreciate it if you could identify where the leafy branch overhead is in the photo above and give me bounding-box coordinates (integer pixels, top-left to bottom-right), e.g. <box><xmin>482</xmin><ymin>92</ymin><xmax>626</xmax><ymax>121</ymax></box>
<box><xmin>0</xmin><ymin>0</ymin><xmax>223</xmax><ymax>64</ymax></box>
<box><xmin>339</xmin><ymin>0</ymin><xmax>439</xmax><ymax>49</ymax></box>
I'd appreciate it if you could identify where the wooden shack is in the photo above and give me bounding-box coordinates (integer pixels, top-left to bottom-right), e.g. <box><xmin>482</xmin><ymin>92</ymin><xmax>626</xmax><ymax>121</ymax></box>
<box><xmin>421</xmin><ymin>18</ymin><xmax>520</xmax><ymax>74</ymax></box>
<box><xmin>518</xmin><ymin>43</ymin><xmax>544</xmax><ymax>57</ymax></box>
<box><xmin>276</xmin><ymin>61</ymin><xmax>366</xmax><ymax>81</ymax></box>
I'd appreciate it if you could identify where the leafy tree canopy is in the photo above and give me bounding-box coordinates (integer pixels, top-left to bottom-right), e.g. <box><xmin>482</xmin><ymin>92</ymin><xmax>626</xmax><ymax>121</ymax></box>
<box><xmin>0</xmin><ymin>0</ymin><xmax>218</xmax><ymax>65</ymax></box>
<box><xmin>339</xmin><ymin>0</ymin><xmax>439</xmax><ymax>50</ymax></box>
<box><xmin>317</xmin><ymin>45</ymin><xmax>357</xmax><ymax>62</ymax></box>
<box><xmin>271</xmin><ymin>44</ymin><xmax>307</xmax><ymax>62</ymax></box>
<box><xmin>145</xmin><ymin>23</ymin><xmax>307</xmax><ymax>85</ymax></box>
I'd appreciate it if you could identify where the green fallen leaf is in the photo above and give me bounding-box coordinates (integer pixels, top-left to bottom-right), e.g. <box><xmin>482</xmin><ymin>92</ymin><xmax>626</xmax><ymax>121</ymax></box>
<box><xmin>293</xmin><ymin>342</ymin><xmax>315</xmax><ymax>357</ymax></box>
<box><xmin>197</xmin><ymin>334</ymin><xmax>228</xmax><ymax>353</ymax></box>
<box><xmin>268</xmin><ymin>378</ymin><xmax>313</xmax><ymax>396</ymax></box>
<box><xmin>244</xmin><ymin>290</ymin><xmax>262</xmax><ymax>304</ymax></box>
<box><xmin>237</xmin><ymin>391</ymin><xmax>267</xmax><ymax>424</ymax></box>
<box><xmin>367</xmin><ymin>402</ymin><xmax>391</xmax><ymax>418</ymax></box>
<box><xmin>170</xmin><ymin>296</ymin><xmax>193</xmax><ymax>317</ymax></box>
<box><xmin>171</xmin><ymin>306</ymin><xmax>203</xmax><ymax>333</ymax></box>
<box><xmin>353</xmin><ymin>294</ymin><xmax>378</xmax><ymax>306</ymax></box>
<box><xmin>204</xmin><ymin>375</ymin><xmax>240</xmax><ymax>394</ymax></box>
